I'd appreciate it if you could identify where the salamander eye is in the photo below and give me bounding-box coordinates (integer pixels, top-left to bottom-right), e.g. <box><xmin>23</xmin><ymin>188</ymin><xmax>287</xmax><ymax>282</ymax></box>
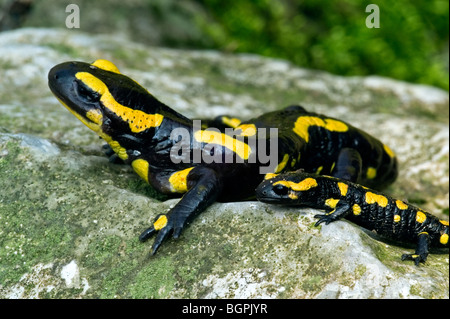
<box><xmin>273</xmin><ymin>184</ymin><xmax>289</xmax><ymax>196</ymax></box>
<box><xmin>74</xmin><ymin>80</ymin><xmax>100</xmax><ymax>103</ymax></box>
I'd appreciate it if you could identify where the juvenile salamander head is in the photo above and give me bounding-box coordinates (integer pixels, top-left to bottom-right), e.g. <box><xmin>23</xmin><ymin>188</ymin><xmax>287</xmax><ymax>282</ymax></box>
<box><xmin>256</xmin><ymin>171</ymin><xmax>320</xmax><ymax>205</ymax></box>
<box><xmin>48</xmin><ymin>59</ymin><xmax>169</xmax><ymax>158</ymax></box>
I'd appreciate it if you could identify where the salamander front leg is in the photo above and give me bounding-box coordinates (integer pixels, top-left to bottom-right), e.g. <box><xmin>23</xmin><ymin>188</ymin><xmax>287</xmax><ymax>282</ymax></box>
<box><xmin>314</xmin><ymin>201</ymin><xmax>351</xmax><ymax>226</ymax></box>
<box><xmin>139</xmin><ymin>166</ymin><xmax>222</xmax><ymax>255</ymax></box>
<box><xmin>401</xmin><ymin>232</ymin><xmax>430</xmax><ymax>265</ymax></box>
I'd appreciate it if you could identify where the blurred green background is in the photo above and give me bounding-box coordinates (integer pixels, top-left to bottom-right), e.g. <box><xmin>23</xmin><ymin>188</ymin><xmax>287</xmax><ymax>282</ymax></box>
<box><xmin>2</xmin><ymin>0</ymin><xmax>449</xmax><ymax>90</ymax></box>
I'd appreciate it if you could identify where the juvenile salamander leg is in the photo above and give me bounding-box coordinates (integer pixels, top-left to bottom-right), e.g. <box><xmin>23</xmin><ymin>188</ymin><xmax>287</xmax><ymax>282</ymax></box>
<box><xmin>331</xmin><ymin>148</ymin><xmax>362</xmax><ymax>182</ymax></box>
<box><xmin>401</xmin><ymin>232</ymin><xmax>430</xmax><ymax>265</ymax></box>
<box><xmin>314</xmin><ymin>200</ymin><xmax>351</xmax><ymax>226</ymax></box>
<box><xmin>139</xmin><ymin>166</ymin><xmax>222</xmax><ymax>255</ymax></box>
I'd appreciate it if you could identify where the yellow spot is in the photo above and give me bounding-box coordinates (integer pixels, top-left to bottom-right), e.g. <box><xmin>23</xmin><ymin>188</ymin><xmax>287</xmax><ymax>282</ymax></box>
<box><xmin>194</xmin><ymin>130</ymin><xmax>251</xmax><ymax>160</ymax></box>
<box><xmin>86</xmin><ymin>109</ymin><xmax>103</xmax><ymax>124</ymax></box>
<box><xmin>330</xmin><ymin>162</ymin><xmax>335</xmax><ymax>173</ymax></box>
<box><xmin>288</xmin><ymin>192</ymin><xmax>298</xmax><ymax>200</ymax></box>
<box><xmin>264</xmin><ymin>173</ymin><xmax>278</xmax><ymax>180</ymax></box>
<box><xmin>168</xmin><ymin>167</ymin><xmax>194</xmax><ymax>193</ymax></box>
<box><xmin>55</xmin><ymin>97</ymin><xmax>128</xmax><ymax>160</ymax></box>
<box><xmin>395</xmin><ymin>200</ymin><xmax>408</xmax><ymax>210</ymax></box>
<box><xmin>416</xmin><ymin>211</ymin><xmax>426</xmax><ymax>224</ymax></box>
<box><xmin>236</xmin><ymin>124</ymin><xmax>257</xmax><ymax>137</ymax></box>
<box><xmin>221</xmin><ymin>116</ymin><xmax>241</xmax><ymax>128</ymax></box>
<box><xmin>338</xmin><ymin>182</ymin><xmax>348</xmax><ymax>196</ymax></box>
<box><xmin>383</xmin><ymin>144</ymin><xmax>396</xmax><ymax>158</ymax></box>
<box><xmin>366</xmin><ymin>167</ymin><xmax>377</xmax><ymax>179</ymax></box>
<box><xmin>290</xmin><ymin>158</ymin><xmax>296</xmax><ymax>168</ymax></box>
<box><xmin>108</xmin><ymin>140</ymin><xmax>128</xmax><ymax>160</ymax></box>
<box><xmin>273</xmin><ymin>177</ymin><xmax>318</xmax><ymax>192</ymax></box>
<box><xmin>316</xmin><ymin>166</ymin><xmax>323</xmax><ymax>174</ymax></box>
<box><xmin>325</xmin><ymin>198</ymin><xmax>339</xmax><ymax>208</ymax></box>
<box><xmin>76</xmin><ymin>72</ymin><xmax>164</xmax><ymax>133</ymax></box>
<box><xmin>394</xmin><ymin>214</ymin><xmax>401</xmax><ymax>222</ymax></box>
<box><xmin>365</xmin><ymin>192</ymin><xmax>388</xmax><ymax>207</ymax></box>
<box><xmin>353</xmin><ymin>204</ymin><xmax>361</xmax><ymax>215</ymax></box>
<box><xmin>153</xmin><ymin>215</ymin><xmax>168</xmax><ymax>231</ymax></box>
<box><xmin>91</xmin><ymin>59</ymin><xmax>121</xmax><ymax>74</ymax></box>
<box><xmin>131</xmin><ymin>159</ymin><xmax>149</xmax><ymax>183</ymax></box>
<box><xmin>440</xmin><ymin>220</ymin><xmax>449</xmax><ymax>226</ymax></box>
<box><xmin>293</xmin><ymin>116</ymin><xmax>348</xmax><ymax>143</ymax></box>
<box><xmin>56</xmin><ymin>97</ymin><xmax>102</xmax><ymax>134</ymax></box>
<box><xmin>274</xmin><ymin>154</ymin><xmax>289</xmax><ymax>173</ymax></box>
<box><xmin>440</xmin><ymin>234</ymin><xmax>449</xmax><ymax>245</ymax></box>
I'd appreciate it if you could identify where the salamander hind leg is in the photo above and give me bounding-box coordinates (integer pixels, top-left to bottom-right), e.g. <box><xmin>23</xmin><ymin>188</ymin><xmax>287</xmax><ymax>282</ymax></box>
<box><xmin>401</xmin><ymin>232</ymin><xmax>430</xmax><ymax>266</ymax></box>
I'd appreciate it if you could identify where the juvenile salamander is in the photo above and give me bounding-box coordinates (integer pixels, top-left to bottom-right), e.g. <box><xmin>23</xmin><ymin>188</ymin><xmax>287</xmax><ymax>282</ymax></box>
<box><xmin>256</xmin><ymin>171</ymin><xmax>449</xmax><ymax>265</ymax></box>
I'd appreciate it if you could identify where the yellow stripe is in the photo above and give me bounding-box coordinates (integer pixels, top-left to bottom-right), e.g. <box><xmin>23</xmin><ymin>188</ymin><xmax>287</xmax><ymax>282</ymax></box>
<box><xmin>168</xmin><ymin>167</ymin><xmax>194</xmax><ymax>193</ymax></box>
<box><xmin>273</xmin><ymin>177</ymin><xmax>318</xmax><ymax>192</ymax></box>
<box><xmin>366</xmin><ymin>167</ymin><xmax>377</xmax><ymax>179</ymax></box>
<box><xmin>383</xmin><ymin>144</ymin><xmax>396</xmax><ymax>158</ymax></box>
<box><xmin>56</xmin><ymin>97</ymin><xmax>129</xmax><ymax>160</ymax></box>
<box><xmin>221</xmin><ymin>116</ymin><xmax>241</xmax><ymax>128</ymax></box>
<box><xmin>194</xmin><ymin>130</ymin><xmax>251</xmax><ymax>160</ymax></box>
<box><xmin>153</xmin><ymin>215</ymin><xmax>168</xmax><ymax>231</ymax></box>
<box><xmin>415</xmin><ymin>211</ymin><xmax>426</xmax><ymax>224</ymax></box>
<box><xmin>274</xmin><ymin>154</ymin><xmax>289</xmax><ymax>173</ymax></box>
<box><xmin>325</xmin><ymin>198</ymin><xmax>339</xmax><ymax>208</ymax></box>
<box><xmin>236</xmin><ymin>124</ymin><xmax>257</xmax><ymax>137</ymax></box>
<box><xmin>352</xmin><ymin>204</ymin><xmax>361</xmax><ymax>215</ymax></box>
<box><xmin>76</xmin><ymin>72</ymin><xmax>164</xmax><ymax>133</ymax></box>
<box><xmin>395</xmin><ymin>200</ymin><xmax>408</xmax><ymax>210</ymax></box>
<box><xmin>264</xmin><ymin>173</ymin><xmax>278</xmax><ymax>180</ymax></box>
<box><xmin>365</xmin><ymin>192</ymin><xmax>388</xmax><ymax>207</ymax></box>
<box><xmin>337</xmin><ymin>182</ymin><xmax>348</xmax><ymax>196</ymax></box>
<box><xmin>131</xmin><ymin>159</ymin><xmax>150</xmax><ymax>183</ymax></box>
<box><xmin>293</xmin><ymin>116</ymin><xmax>348</xmax><ymax>142</ymax></box>
<box><xmin>440</xmin><ymin>234</ymin><xmax>449</xmax><ymax>245</ymax></box>
<box><xmin>91</xmin><ymin>59</ymin><xmax>121</xmax><ymax>74</ymax></box>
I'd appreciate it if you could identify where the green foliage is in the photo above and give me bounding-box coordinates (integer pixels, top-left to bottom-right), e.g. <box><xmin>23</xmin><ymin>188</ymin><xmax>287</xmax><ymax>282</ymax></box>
<box><xmin>194</xmin><ymin>0</ymin><xmax>449</xmax><ymax>90</ymax></box>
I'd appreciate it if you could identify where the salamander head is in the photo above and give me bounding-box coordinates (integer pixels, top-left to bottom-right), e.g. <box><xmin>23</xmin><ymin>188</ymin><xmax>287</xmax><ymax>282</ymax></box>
<box><xmin>256</xmin><ymin>171</ymin><xmax>320</xmax><ymax>205</ymax></box>
<box><xmin>48</xmin><ymin>59</ymin><xmax>165</xmax><ymax>141</ymax></box>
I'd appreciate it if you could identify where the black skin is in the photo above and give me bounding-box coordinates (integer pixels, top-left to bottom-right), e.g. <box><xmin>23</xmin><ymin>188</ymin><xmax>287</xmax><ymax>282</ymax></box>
<box><xmin>48</xmin><ymin>60</ymin><xmax>398</xmax><ymax>255</ymax></box>
<box><xmin>256</xmin><ymin>171</ymin><xmax>449</xmax><ymax>265</ymax></box>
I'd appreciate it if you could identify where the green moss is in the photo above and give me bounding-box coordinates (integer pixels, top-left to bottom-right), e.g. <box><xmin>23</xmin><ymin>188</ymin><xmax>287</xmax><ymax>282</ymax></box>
<box><xmin>129</xmin><ymin>256</ymin><xmax>176</xmax><ymax>298</ymax></box>
<box><xmin>301</xmin><ymin>275</ymin><xmax>322</xmax><ymax>292</ymax></box>
<box><xmin>84</xmin><ymin>236</ymin><xmax>123</xmax><ymax>268</ymax></box>
<box><xmin>196</xmin><ymin>0</ymin><xmax>449</xmax><ymax>90</ymax></box>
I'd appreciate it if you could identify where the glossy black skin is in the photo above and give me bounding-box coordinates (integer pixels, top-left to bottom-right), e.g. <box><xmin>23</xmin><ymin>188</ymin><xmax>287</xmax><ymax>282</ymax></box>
<box><xmin>256</xmin><ymin>171</ymin><xmax>449</xmax><ymax>265</ymax></box>
<box><xmin>48</xmin><ymin>61</ymin><xmax>398</xmax><ymax>254</ymax></box>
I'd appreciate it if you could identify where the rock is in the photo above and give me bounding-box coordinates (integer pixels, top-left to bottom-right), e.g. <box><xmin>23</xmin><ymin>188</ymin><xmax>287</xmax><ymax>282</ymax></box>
<box><xmin>0</xmin><ymin>28</ymin><xmax>448</xmax><ymax>299</ymax></box>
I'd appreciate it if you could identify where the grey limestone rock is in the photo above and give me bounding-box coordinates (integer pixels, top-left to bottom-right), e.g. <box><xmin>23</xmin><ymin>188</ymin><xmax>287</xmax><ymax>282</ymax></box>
<box><xmin>0</xmin><ymin>28</ymin><xmax>448</xmax><ymax>299</ymax></box>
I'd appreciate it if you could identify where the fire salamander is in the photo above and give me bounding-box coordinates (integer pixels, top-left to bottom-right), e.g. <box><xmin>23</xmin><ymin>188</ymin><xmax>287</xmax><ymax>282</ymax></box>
<box><xmin>256</xmin><ymin>171</ymin><xmax>449</xmax><ymax>265</ymax></box>
<box><xmin>49</xmin><ymin>59</ymin><xmax>404</xmax><ymax>256</ymax></box>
